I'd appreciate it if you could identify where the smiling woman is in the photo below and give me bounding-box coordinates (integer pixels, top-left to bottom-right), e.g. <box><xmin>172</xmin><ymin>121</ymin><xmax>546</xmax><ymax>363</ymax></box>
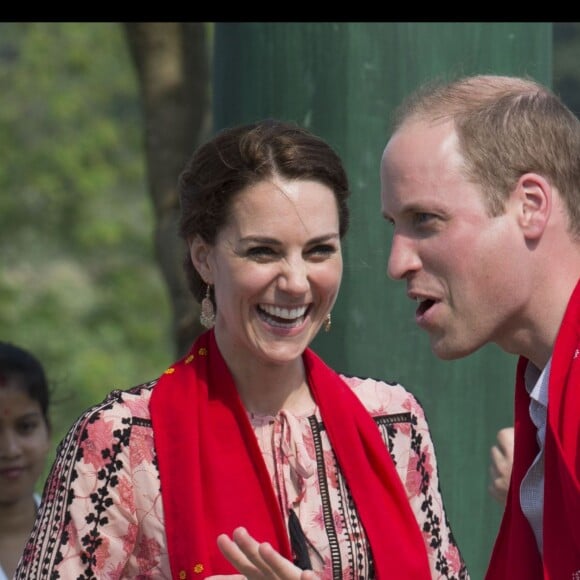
<box><xmin>15</xmin><ymin>119</ymin><xmax>468</xmax><ymax>579</ymax></box>
<box><xmin>0</xmin><ymin>342</ymin><xmax>51</xmax><ymax>580</ymax></box>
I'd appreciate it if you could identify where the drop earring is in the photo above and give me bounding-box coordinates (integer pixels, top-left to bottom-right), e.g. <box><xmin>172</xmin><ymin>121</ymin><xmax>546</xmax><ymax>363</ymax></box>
<box><xmin>324</xmin><ymin>313</ymin><xmax>332</xmax><ymax>333</ymax></box>
<box><xmin>200</xmin><ymin>283</ymin><xmax>215</xmax><ymax>329</ymax></box>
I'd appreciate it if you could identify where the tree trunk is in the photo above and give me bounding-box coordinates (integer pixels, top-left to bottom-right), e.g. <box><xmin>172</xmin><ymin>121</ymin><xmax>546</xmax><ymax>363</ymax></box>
<box><xmin>123</xmin><ymin>22</ymin><xmax>212</xmax><ymax>356</ymax></box>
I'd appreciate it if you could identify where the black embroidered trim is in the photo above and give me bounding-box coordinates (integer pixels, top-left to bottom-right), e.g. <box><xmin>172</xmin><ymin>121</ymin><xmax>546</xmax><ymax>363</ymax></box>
<box><xmin>318</xmin><ymin>412</ymin><xmax>412</xmax><ymax>433</ymax></box>
<box><xmin>375</xmin><ymin>412</ymin><xmax>412</xmax><ymax>426</ymax></box>
<box><xmin>309</xmin><ymin>415</ymin><xmax>342</xmax><ymax>580</ymax></box>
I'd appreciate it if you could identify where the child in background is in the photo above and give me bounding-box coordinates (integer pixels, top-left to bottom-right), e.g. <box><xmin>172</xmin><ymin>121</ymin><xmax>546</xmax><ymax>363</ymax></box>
<box><xmin>0</xmin><ymin>342</ymin><xmax>51</xmax><ymax>580</ymax></box>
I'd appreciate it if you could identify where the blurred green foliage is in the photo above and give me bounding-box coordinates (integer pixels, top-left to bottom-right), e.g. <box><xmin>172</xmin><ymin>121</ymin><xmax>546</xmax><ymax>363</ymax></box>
<box><xmin>0</xmin><ymin>22</ymin><xmax>173</xmax><ymax>483</ymax></box>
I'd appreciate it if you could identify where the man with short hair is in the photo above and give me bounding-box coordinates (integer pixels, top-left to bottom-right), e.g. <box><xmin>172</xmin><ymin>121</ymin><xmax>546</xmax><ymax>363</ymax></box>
<box><xmin>380</xmin><ymin>74</ymin><xmax>580</xmax><ymax>579</ymax></box>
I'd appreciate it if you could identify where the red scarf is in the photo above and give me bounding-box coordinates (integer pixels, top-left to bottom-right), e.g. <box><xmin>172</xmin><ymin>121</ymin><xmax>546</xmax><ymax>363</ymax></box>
<box><xmin>486</xmin><ymin>279</ymin><xmax>580</xmax><ymax>579</ymax></box>
<box><xmin>150</xmin><ymin>330</ymin><xmax>430</xmax><ymax>579</ymax></box>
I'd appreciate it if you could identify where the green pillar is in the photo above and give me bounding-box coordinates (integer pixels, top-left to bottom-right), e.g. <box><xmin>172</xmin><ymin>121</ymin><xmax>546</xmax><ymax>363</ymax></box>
<box><xmin>213</xmin><ymin>22</ymin><xmax>552</xmax><ymax>578</ymax></box>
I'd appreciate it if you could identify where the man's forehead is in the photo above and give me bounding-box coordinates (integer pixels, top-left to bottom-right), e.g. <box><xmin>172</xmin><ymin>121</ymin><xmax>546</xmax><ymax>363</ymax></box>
<box><xmin>382</xmin><ymin>119</ymin><xmax>463</xmax><ymax>182</ymax></box>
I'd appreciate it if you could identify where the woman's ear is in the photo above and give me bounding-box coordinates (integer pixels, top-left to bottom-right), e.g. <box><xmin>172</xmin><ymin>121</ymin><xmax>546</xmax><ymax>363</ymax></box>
<box><xmin>516</xmin><ymin>173</ymin><xmax>552</xmax><ymax>240</ymax></box>
<box><xmin>189</xmin><ymin>235</ymin><xmax>213</xmax><ymax>283</ymax></box>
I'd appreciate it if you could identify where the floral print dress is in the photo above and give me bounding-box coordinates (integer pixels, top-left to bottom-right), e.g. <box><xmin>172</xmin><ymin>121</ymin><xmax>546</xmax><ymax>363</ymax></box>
<box><xmin>15</xmin><ymin>374</ymin><xmax>469</xmax><ymax>579</ymax></box>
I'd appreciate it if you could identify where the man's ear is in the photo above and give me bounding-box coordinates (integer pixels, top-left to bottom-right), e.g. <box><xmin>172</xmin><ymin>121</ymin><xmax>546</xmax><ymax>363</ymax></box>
<box><xmin>188</xmin><ymin>235</ymin><xmax>213</xmax><ymax>283</ymax></box>
<box><xmin>516</xmin><ymin>172</ymin><xmax>552</xmax><ymax>240</ymax></box>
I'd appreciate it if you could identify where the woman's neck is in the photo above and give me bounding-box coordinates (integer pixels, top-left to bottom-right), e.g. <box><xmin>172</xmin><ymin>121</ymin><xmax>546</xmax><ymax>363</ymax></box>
<box><xmin>211</xmin><ymin>328</ymin><xmax>318</xmax><ymax>415</ymax></box>
<box><xmin>222</xmin><ymin>351</ymin><xmax>314</xmax><ymax>415</ymax></box>
<box><xmin>0</xmin><ymin>493</ymin><xmax>37</xmax><ymax>533</ymax></box>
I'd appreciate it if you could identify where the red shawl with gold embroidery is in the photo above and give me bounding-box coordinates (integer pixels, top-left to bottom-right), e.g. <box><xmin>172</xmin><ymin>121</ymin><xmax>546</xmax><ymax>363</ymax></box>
<box><xmin>150</xmin><ymin>330</ymin><xmax>430</xmax><ymax>579</ymax></box>
<box><xmin>486</xmin><ymin>279</ymin><xmax>580</xmax><ymax>579</ymax></box>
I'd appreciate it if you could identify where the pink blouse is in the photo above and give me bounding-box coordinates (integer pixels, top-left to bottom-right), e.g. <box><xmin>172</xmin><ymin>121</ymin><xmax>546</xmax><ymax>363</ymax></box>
<box><xmin>16</xmin><ymin>375</ymin><xmax>468</xmax><ymax>579</ymax></box>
